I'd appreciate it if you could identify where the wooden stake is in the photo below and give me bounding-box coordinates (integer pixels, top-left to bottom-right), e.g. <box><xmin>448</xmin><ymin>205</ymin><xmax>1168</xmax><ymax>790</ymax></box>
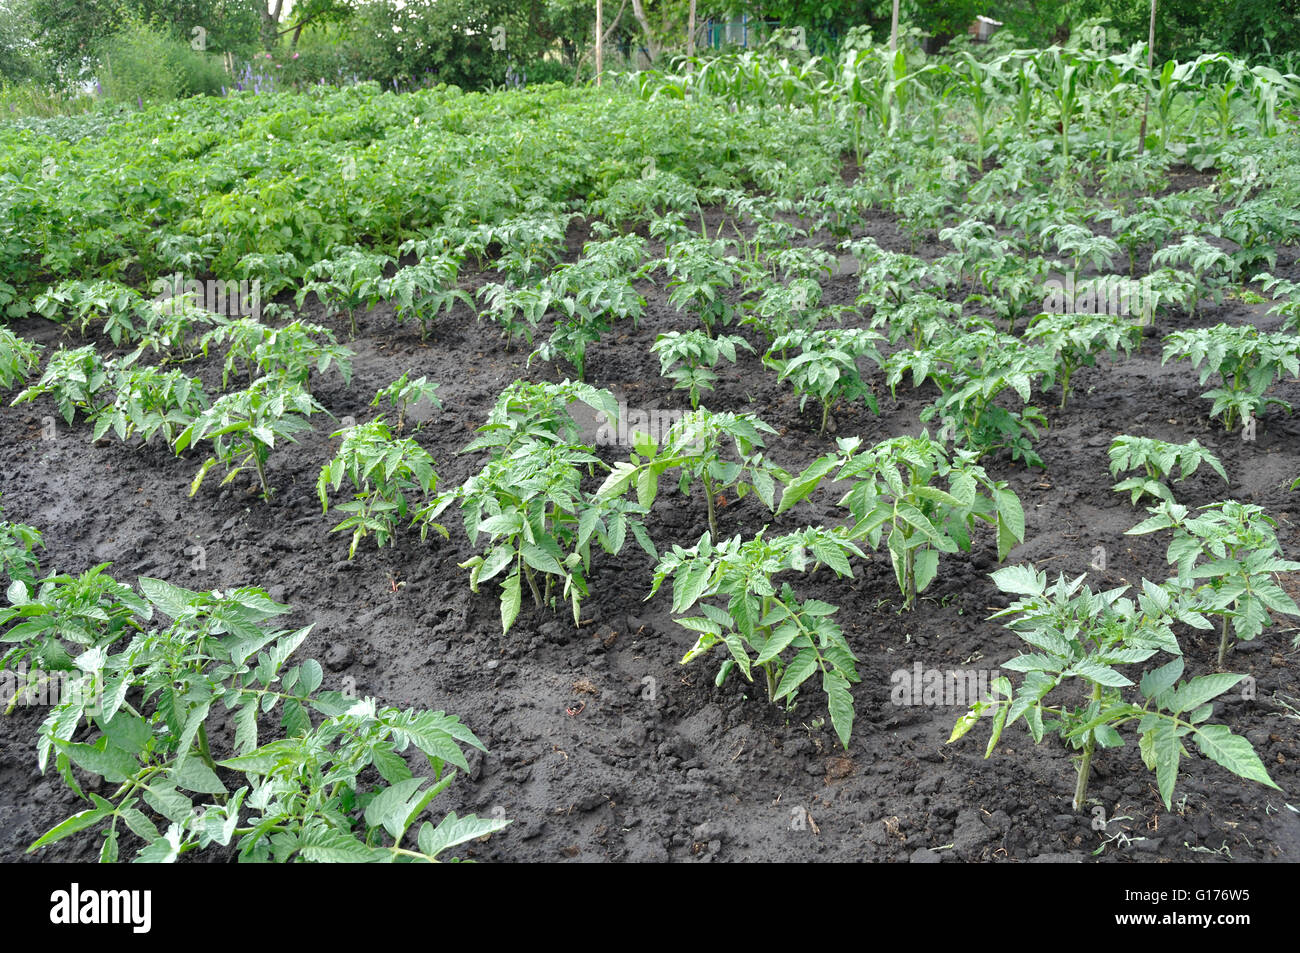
<box><xmin>596</xmin><ymin>0</ymin><xmax>603</xmax><ymax>86</ymax></box>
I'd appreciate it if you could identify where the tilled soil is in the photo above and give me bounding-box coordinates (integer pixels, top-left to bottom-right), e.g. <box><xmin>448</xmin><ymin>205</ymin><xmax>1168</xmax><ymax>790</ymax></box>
<box><xmin>2</xmin><ymin>206</ymin><xmax>1299</xmax><ymax>863</ymax></box>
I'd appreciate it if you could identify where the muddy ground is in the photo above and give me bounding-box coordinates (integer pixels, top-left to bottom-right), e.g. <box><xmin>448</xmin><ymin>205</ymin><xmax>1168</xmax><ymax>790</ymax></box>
<box><xmin>2</xmin><ymin>196</ymin><xmax>1299</xmax><ymax>864</ymax></box>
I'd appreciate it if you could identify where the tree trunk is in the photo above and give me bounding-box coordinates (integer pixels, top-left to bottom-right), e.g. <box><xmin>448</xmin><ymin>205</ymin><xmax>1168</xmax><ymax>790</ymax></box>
<box><xmin>630</xmin><ymin>0</ymin><xmax>661</xmax><ymax>63</ymax></box>
<box><xmin>890</xmin><ymin>0</ymin><xmax>900</xmax><ymax>51</ymax></box>
<box><xmin>262</xmin><ymin>0</ymin><xmax>285</xmax><ymax>49</ymax></box>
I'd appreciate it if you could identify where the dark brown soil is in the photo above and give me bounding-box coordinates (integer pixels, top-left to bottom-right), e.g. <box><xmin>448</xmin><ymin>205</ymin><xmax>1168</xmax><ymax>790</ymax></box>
<box><xmin>2</xmin><ymin>207</ymin><xmax>1299</xmax><ymax>864</ymax></box>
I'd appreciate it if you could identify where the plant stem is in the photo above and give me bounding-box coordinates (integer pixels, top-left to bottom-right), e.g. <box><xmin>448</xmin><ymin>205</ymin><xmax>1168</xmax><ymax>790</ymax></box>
<box><xmin>197</xmin><ymin>723</ymin><xmax>219</xmax><ymax>775</ymax></box>
<box><xmin>1218</xmin><ymin>614</ymin><xmax>1230</xmax><ymax>670</ymax></box>
<box><xmin>523</xmin><ymin>564</ymin><xmax>543</xmax><ymax>610</ymax></box>
<box><xmin>253</xmin><ymin>449</ymin><xmax>271</xmax><ymax>500</ymax></box>
<box><xmin>1072</xmin><ymin>682</ymin><xmax>1102</xmax><ymax>811</ymax></box>
<box><xmin>704</xmin><ymin>472</ymin><xmax>717</xmax><ymax>539</ymax></box>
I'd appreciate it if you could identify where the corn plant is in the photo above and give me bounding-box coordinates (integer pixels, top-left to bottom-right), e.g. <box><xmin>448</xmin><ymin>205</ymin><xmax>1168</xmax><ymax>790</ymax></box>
<box><xmin>951</xmin><ymin>564</ymin><xmax>1278</xmax><ymax>812</ymax></box>
<box><xmin>0</xmin><ymin>328</ymin><xmax>40</xmax><ymax>391</ymax></box>
<box><xmin>1161</xmin><ymin>325</ymin><xmax>1300</xmax><ymax>431</ymax></box>
<box><xmin>298</xmin><ymin>246</ymin><xmax>393</xmax><ymax>337</ymax></box>
<box><xmin>651</xmin><ymin>331</ymin><xmax>753</xmax><ymax>410</ymax></box>
<box><xmin>648</xmin><ymin>527</ymin><xmax>864</xmax><ymax>747</ymax></box>
<box><xmin>1127</xmin><ymin>500</ymin><xmax>1300</xmax><ymax>665</ymax></box>
<box><xmin>763</xmin><ymin>328</ymin><xmax>883</xmax><ymax>434</ymax></box>
<box><xmin>12</xmin><ymin>345</ymin><xmax>113</xmax><ymax>425</ymax></box>
<box><xmin>317</xmin><ymin>420</ymin><xmax>440</xmax><ymax>558</ymax></box>
<box><xmin>371</xmin><ymin>373</ymin><xmax>442</xmax><ymax>432</ymax></box>
<box><xmin>92</xmin><ymin>366</ymin><xmax>209</xmax><ymax>446</ymax></box>
<box><xmin>1108</xmin><ymin>435</ymin><xmax>1228</xmax><ymax>505</ymax></box>
<box><xmin>175</xmin><ymin>375</ymin><xmax>327</xmax><ymax>501</ymax></box>
<box><xmin>1024</xmin><ymin>311</ymin><xmax>1144</xmax><ymax>409</ymax></box>
<box><xmin>778</xmin><ymin>434</ymin><xmax>1026</xmax><ymax>609</ymax></box>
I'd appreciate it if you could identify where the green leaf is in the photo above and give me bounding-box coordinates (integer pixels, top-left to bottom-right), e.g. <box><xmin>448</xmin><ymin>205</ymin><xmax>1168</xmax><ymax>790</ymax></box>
<box><xmin>1139</xmin><ymin>657</ymin><xmax>1185</xmax><ymax>702</ymax></box>
<box><xmin>1193</xmin><ymin>724</ymin><xmax>1281</xmax><ymax>791</ymax></box>
<box><xmin>1167</xmin><ymin>673</ymin><xmax>1245</xmax><ymax>715</ymax></box>
<box><xmin>823</xmin><ymin>672</ymin><xmax>854</xmax><ymax>749</ymax></box>
<box><xmin>913</xmin><ymin>548</ymin><xmax>940</xmax><ymax>594</ymax></box>
<box><xmin>417</xmin><ymin>811</ymin><xmax>510</xmax><ymax>860</ymax></box>
<box><xmin>171</xmin><ymin>758</ymin><xmax>228</xmax><ymax>795</ymax></box>
<box><xmin>59</xmin><ymin>739</ymin><xmax>140</xmax><ymax>784</ymax></box>
<box><xmin>1151</xmin><ymin>719</ymin><xmax>1181</xmax><ymax>810</ymax></box>
<box><xmin>773</xmin><ymin>648</ymin><xmax>818</xmax><ymax>700</ymax></box>
<box><xmin>28</xmin><ymin>804</ymin><xmax>111</xmax><ymax>851</ymax></box>
<box><xmin>500</xmin><ymin>571</ymin><xmax>522</xmax><ymax>634</ymax></box>
<box><xmin>365</xmin><ymin>777</ymin><xmax>427</xmax><ymax>841</ymax></box>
